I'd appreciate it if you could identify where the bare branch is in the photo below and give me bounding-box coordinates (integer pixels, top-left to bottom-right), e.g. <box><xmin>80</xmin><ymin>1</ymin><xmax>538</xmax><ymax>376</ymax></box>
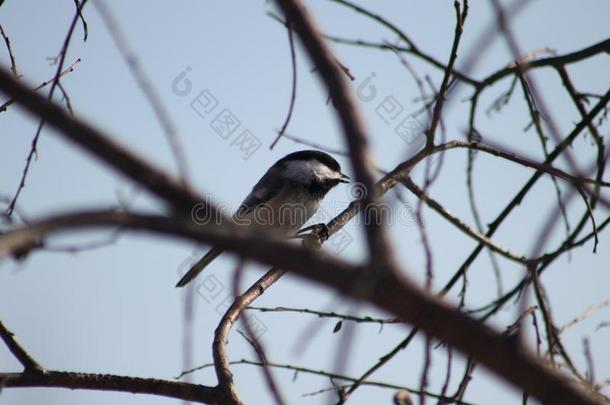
<box><xmin>0</xmin><ymin>319</ymin><xmax>44</xmax><ymax>373</ymax></box>
<box><xmin>247</xmin><ymin>306</ymin><xmax>399</xmax><ymax>326</ymax></box>
<box><xmin>270</xmin><ymin>22</ymin><xmax>297</xmax><ymax>150</ymax></box>
<box><xmin>4</xmin><ymin>0</ymin><xmax>87</xmax><ymax>218</ymax></box>
<box><xmin>0</xmin><ymin>24</ymin><xmax>18</xmax><ymax>78</ymax></box>
<box><xmin>231</xmin><ymin>262</ymin><xmax>287</xmax><ymax>405</ymax></box>
<box><xmin>0</xmin><ymin>210</ymin><xmax>604</xmax><ymax>405</ymax></box>
<box><xmin>276</xmin><ymin>0</ymin><xmax>392</xmax><ymax>264</ymax></box>
<box><xmin>213</xmin><ymin>267</ymin><xmax>286</xmax><ymax>405</ymax></box>
<box><xmin>72</xmin><ymin>0</ymin><xmax>89</xmax><ymax>41</ymax></box>
<box><xmin>0</xmin><ymin>66</ymin><xmax>215</xmax><ymax>217</ymax></box>
<box><xmin>479</xmin><ymin>38</ymin><xmax>610</xmax><ymax>89</ymax></box>
<box><xmin>0</xmin><ymin>58</ymin><xmax>80</xmax><ymax>113</ymax></box>
<box><xmin>180</xmin><ymin>358</ymin><xmax>475</xmax><ymax>405</ymax></box>
<box><xmin>558</xmin><ymin>300</ymin><xmax>610</xmax><ymax>336</ymax></box>
<box><xmin>426</xmin><ymin>0</ymin><xmax>468</xmax><ymax>148</ymax></box>
<box><xmin>401</xmin><ymin>176</ymin><xmax>527</xmax><ymax>264</ymax></box>
<box><xmin>327</xmin><ymin>0</ymin><xmax>478</xmax><ymax>86</ymax></box>
<box><xmin>0</xmin><ymin>370</ymin><xmax>220</xmax><ymax>404</ymax></box>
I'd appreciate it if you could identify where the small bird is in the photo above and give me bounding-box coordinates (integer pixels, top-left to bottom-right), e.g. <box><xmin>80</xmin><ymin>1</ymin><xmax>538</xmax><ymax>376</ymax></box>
<box><xmin>175</xmin><ymin>150</ymin><xmax>350</xmax><ymax>287</ymax></box>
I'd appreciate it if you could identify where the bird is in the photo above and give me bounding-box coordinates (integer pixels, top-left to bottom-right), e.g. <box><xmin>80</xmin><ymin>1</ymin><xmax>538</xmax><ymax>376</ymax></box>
<box><xmin>175</xmin><ymin>150</ymin><xmax>350</xmax><ymax>287</ymax></box>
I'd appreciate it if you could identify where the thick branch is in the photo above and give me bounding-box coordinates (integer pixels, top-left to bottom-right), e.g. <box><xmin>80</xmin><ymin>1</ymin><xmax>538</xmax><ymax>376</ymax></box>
<box><xmin>276</xmin><ymin>0</ymin><xmax>391</xmax><ymax>263</ymax></box>
<box><xmin>0</xmin><ymin>211</ymin><xmax>602</xmax><ymax>405</ymax></box>
<box><xmin>213</xmin><ymin>268</ymin><xmax>286</xmax><ymax>405</ymax></box>
<box><xmin>0</xmin><ymin>67</ymin><xmax>213</xmax><ymax>216</ymax></box>
<box><xmin>0</xmin><ymin>370</ymin><xmax>220</xmax><ymax>404</ymax></box>
<box><xmin>0</xmin><ymin>13</ymin><xmax>608</xmax><ymax>401</ymax></box>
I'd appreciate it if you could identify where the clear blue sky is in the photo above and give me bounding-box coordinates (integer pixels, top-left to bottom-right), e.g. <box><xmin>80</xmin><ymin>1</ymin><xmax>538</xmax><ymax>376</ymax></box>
<box><xmin>1</xmin><ymin>1</ymin><xmax>609</xmax><ymax>404</ymax></box>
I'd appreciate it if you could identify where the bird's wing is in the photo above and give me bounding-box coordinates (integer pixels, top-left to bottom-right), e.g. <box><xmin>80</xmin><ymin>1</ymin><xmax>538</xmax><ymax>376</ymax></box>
<box><xmin>176</xmin><ymin>167</ymin><xmax>287</xmax><ymax>288</ymax></box>
<box><xmin>234</xmin><ymin>166</ymin><xmax>285</xmax><ymax>219</ymax></box>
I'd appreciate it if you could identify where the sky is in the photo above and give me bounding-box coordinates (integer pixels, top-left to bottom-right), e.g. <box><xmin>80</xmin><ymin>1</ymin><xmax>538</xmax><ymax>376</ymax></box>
<box><xmin>1</xmin><ymin>1</ymin><xmax>610</xmax><ymax>404</ymax></box>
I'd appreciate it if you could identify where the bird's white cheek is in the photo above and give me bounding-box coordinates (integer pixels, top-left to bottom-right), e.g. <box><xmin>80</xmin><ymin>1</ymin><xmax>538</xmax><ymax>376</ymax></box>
<box><xmin>312</xmin><ymin>164</ymin><xmax>338</xmax><ymax>182</ymax></box>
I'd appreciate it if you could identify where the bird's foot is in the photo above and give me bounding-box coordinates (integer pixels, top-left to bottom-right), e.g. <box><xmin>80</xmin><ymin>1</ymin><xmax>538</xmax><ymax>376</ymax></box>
<box><xmin>295</xmin><ymin>223</ymin><xmax>329</xmax><ymax>249</ymax></box>
<box><xmin>297</xmin><ymin>223</ymin><xmax>329</xmax><ymax>240</ymax></box>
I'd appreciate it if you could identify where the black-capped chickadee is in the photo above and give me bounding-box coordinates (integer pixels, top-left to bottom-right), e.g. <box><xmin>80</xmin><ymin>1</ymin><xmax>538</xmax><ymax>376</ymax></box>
<box><xmin>175</xmin><ymin>150</ymin><xmax>350</xmax><ymax>287</ymax></box>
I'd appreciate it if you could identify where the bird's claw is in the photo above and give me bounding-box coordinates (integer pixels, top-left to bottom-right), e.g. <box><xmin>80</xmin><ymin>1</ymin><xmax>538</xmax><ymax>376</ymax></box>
<box><xmin>297</xmin><ymin>223</ymin><xmax>329</xmax><ymax>241</ymax></box>
<box><xmin>295</xmin><ymin>223</ymin><xmax>329</xmax><ymax>249</ymax></box>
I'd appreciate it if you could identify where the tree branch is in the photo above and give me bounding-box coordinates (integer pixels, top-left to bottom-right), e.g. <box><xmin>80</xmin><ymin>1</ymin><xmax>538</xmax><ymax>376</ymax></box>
<box><xmin>0</xmin><ymin>320</ymin><xmax>44</xmax><ymax>373</ymax></box>
<box><xmin>479</xmin><ymin>38</ymin><xmax>610</xmax><ymax>89</ymax></box>
<box><xmin>270</xmin><ymin>22</ymin><xmax>298</xmax><ymax>150</ymax></box>
<box><xmin>0</xmin><ymin>370</ymin><xmax>220</xmax><ymax>404</ymax></box>
<box><xmin>0</xmin><ymin>210</ymin><xmax>603</xmax><ymax>405</ymax></box>
<box><xmin>276</xmin><ymin>0</ymin><xmax>392</xmax><ymax>264</ymax></box>
<box><xmin>213</xmin><ymin>267</ymin><xmax>286</xmax><ymax>405</ymax></box>
<box><xmin>0</xmin><ymin>66</ymin><xmax>213</xmax><ymax>216</ymax></box>
<box><xmin>426</xmin><ymin>0</ymin><xmax>468</xmax><ymax>148</ymax></box>
<box><xmin>401</xmin><ymin>177</ymin><xmax>527</xmax><ymax>264</ymax></box>
<box><xmin>247</xmin><ymin>306</ymin><xmax>399</xmax><ymax>326</ymax></box>
<box><xmin>180</xmin><ymin>358</ymin><xmax>476</xmax><ymax>405</ymax></box>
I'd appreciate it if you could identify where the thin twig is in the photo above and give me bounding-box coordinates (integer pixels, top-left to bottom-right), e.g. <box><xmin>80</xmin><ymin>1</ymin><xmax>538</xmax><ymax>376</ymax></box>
<box><xmin>0</xmin><ymin>24</ymin><xmax>18</xmax><ymax>78</ymax></box>
<box><xmin>178</xmin><ymin>358</ymin><xmax>476</xmax><ymax>405</ymax></box>
<box><xmin>419</xmin><ymin>335</ymin><xmax>432</xmax><ymax>405</ymax></box>
<box><xmin>327</xmin><ymin>0</ymin><xmax>478</xmax><ymax>86</ymax></box>
<box><xmin>583</xmin><ymin>338</ymin><xmax>595</xmax><ymax>385</ymax></box>
<box><xmin>426</xmin><ymin>0</ymin><xmax>468</xmax><ymax>147</ymax></box>
<box><xmin>517</xmin><ymin>72</ymin><xmax>572</xmax><ymax>250</ymax></box>
<box><xmin>4</xmin><ymin>0</ymin><xmax>87</xmax><ymax>219</ymax></box>
<box><xmin>72</xmin><ymin>0</ymin><xmax>89</xmax><ymax>41</ymax></box>
<box><xmin>402</xmin><ymin>177</ymin><xmax>528</xmax><ymax>264</ymax></box>
<box><xmin>247</xmin><ymin>306</ymin><xmax>399</xmax><ymax>325</ymax></box>
<box><xmin>558</xmin><ymin>300</ymin><xmax>610</xmax><ymax>335</ymax></box>
<box><xmin>0</xmin><ymin>58</ymin><xmax>81</xmax><ymax>114</ymax></box>
<box><xmin>0</xmin><ymin>319</ymin><xmax>44</xmax><ymax>373</ymax></box>
<box><xmin>270</xmin><ymin>22</ymin><xmax>298</xmax><ymax>149</ymax></box>
<box><xmin>0</xmin><ymin>66</ymin><xmax>217</xmax><ymax>217</ymax></box>
<box><xmin>437</xmin><ymin>346</ymin><xmax>453</xmax><ymax>405</ymax></box>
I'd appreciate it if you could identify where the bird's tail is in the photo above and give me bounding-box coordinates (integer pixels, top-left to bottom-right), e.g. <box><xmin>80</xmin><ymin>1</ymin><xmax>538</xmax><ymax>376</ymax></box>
<box><xmin>175</xmin><ymin>247</ymin><xmax>224</xmax><ymax>287</ymax></box>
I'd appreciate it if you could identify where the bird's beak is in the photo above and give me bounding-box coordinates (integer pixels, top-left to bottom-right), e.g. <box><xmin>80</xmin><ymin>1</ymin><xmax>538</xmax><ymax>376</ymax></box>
<box><xmin>339</xmin><ymin>173</ymin><xmax>350</xmax><ymax>183</ymax></box>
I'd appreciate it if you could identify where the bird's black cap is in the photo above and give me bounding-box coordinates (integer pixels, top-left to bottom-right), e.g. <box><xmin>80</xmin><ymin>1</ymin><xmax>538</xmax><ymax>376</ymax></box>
<box><xmin>277</xmin><ymin>150</ymin><xmax>343</xmax><ymax>173</ymax></box>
